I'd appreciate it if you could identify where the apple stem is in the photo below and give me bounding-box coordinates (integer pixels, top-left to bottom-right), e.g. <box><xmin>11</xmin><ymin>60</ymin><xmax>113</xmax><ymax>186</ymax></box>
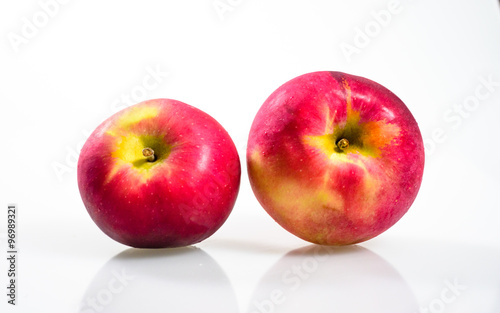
<box><xmin>337</xmin><ymin>138</ymin><xmax>349</xmax><ymax>150</ymax></box>
<box><xmin>142</xmin><ymin>147</ymin><xmax>156</xmax><ymax>162</ymax></box>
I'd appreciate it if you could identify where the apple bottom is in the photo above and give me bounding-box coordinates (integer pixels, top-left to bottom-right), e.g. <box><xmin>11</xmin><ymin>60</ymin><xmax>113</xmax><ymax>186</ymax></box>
<box><xmin>86</xmin><ymin>161</ymin><xmax>240</xmax><ymax>249</ymax></box>
<box><xmin>248</xmin><ymin>159</ymin><xmax>415</xmax><ymax>246</ymax></box>
<box><xmin>258</xmin><ymin>188</ymin><xmax>404</xmax><ymax>246</ymax></box>
<box><xmin>268</xmin><ymin>206</ymin><xmax>394</xmax><ymax>246</ymax></box>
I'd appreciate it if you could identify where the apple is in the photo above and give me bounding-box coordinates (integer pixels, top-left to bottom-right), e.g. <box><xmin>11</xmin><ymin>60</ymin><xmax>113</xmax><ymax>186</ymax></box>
<box><xmin>78</xmin><ymin>99</ymin><xmax>240</xmax><ymax>248</ymax></box>
<box><xmin>247</xmin><ymin>71</ymin><xmax>424</xmax><ymax>245</ymax></box>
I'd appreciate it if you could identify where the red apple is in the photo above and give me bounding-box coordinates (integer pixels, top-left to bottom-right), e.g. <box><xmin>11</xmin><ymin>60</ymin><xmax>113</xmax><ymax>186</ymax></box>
<box><xmin>78</xmin><ymin>99</ymin><xmax>240</xmax><ymax>248</ymax></box>
<box><xmin>247</xmin><ymin>71</ymin><xmax>424</xmax><ymax>245</ymax></box>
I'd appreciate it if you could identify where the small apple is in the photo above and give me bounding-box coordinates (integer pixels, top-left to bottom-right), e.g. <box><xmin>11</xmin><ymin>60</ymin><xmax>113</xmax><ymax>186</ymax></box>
<box><xmin>78</xmin><ymin>99</ymin><xmax>240</xmax><ymax>248</ymax></box>
<box><xmin>247</xmin><ymin>71</ymin><xmax>424</xmax><ymax>245</ymax></box>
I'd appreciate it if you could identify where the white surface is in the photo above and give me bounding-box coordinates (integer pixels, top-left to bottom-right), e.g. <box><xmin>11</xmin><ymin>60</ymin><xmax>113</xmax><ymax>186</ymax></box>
<box><xmin>1</xmin><ymin>0</ymin><xmax>500</xmax><ymax>312</ymax></box>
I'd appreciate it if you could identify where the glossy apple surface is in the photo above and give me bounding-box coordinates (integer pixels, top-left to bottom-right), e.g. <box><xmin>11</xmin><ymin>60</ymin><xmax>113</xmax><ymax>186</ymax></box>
<box><xmin>247</xmin><ymin>71</ymin><xmax>424</xmax><ymax>245</ymax></box>
<box><xmin>78</xmin><ymin>99</ymin><xmax>240</xmax><ymax>248</ymax></box>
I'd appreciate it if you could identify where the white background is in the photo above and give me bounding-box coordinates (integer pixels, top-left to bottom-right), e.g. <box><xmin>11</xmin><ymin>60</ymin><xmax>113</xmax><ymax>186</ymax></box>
<box><xmin>1</xmin><ymin>0</ymin><xmax>500</xmax><ymax>312</ymax></box>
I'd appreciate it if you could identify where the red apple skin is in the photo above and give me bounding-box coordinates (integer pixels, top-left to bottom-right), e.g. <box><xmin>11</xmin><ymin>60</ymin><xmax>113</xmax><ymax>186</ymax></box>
<box><xmin>78</xmin><ymin>99</ymin><xmax>240</xmax><ymax>248</ymax></box>
<box><xmin>247</xmin><ymin>71</ymin><xmax>424</xmax><ymax>245</ymax></box>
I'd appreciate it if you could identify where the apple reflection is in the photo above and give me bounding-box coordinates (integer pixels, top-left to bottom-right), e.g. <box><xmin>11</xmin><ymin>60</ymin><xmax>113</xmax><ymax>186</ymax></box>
<box><xmin>79</xmin><ymin>247</ymin><xmax>238</xmax><ymax>313</ymax></box>
<box><xmin>248</xmin><ymin>245</ymin><xmax>417</xmax><ymax>313</ymax></box>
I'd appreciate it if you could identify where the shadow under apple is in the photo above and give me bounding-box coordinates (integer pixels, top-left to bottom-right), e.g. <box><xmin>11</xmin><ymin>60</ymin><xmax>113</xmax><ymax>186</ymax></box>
<box><xmin>247</xmin><ymin>245</ymin><xmax>417</xmax><ymax>313</ymax></box>
<box><xmin>79</xmin><ymin>247</ymin><xmax>238</xmax><ymax>313</ymax></box>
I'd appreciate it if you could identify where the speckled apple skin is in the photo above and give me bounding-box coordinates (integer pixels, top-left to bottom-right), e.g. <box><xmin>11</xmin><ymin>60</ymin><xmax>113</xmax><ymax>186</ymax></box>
<box><xmin>78</xmin><ymin>99</ymin><xmax>240</xmax><ymax>248</ymax></box>
<box><xmin>247</xmin><ymin>71</ymin><xmax>424</xmax><ymax>245</ymax></box>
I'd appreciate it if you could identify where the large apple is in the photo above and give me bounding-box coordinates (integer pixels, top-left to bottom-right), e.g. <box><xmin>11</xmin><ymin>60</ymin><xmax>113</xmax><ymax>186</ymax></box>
<box><xmin>78</xmin><ymin>99</ymin><xmax>240</xmax><ymax>248</ymax></box>
<box><xmin>247</xmin><ymin>71</ymin><xmax>424</xmax><ymax>245</ymax></box>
